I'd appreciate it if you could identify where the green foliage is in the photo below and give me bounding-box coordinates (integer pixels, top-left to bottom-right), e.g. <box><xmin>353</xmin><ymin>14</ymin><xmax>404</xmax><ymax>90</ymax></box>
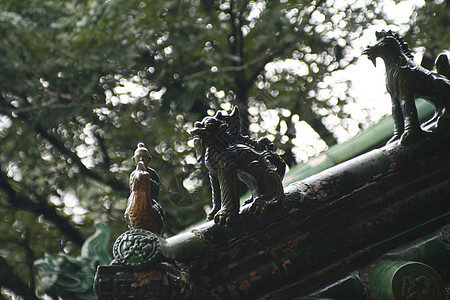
<box><xmin>0</xmin><ymin>0</ymin><xmax>447</xmax><ymax>298</ymax></box>
<box><xmin>403</xmin><ymin>0</ymin><xmax>449</xmax><ymax>67</ymax></box>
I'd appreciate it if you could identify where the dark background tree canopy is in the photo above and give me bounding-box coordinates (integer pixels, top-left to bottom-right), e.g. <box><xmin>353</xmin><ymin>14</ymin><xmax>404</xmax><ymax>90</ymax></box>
<box><xmin>0</xmin><ymin>0</ymin><xmax>448</xmax><ymax>298</ymax></box>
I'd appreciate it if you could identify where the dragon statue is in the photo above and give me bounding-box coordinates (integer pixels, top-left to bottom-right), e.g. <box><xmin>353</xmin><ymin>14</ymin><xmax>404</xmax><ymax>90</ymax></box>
<box><xmin>363</xmin><ymin>30</ymin><xmax>450</xmax><ymax>145</ymax></box>
<box><xmin>34</xmin><ymin>221</ymin><xmax>111</xmax><ymax>300</ymax></box>
<box><xmin>190</xmin><ymin>106</ymin><xmax>286</xmax><ymax>225</ymax></box>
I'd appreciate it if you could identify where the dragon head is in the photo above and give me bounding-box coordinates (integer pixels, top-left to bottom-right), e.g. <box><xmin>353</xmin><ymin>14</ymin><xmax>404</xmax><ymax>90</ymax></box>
<box><xmin>363</xmin><ymin>30</ymin><xmax>410</xmax><ymax>67</ymax></box>
<box><xmin>190</xmin><ymin>115</ymin><xmax>227</xmax><ymax>140</ymax></box>
<box><xmin>189</xmin><ymin>106</ymin><xmax>240</xmax><ymax>160</ymax></box>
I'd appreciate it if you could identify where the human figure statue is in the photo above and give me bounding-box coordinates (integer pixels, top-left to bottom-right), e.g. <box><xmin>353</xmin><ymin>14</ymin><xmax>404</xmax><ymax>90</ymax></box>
<box><xmin>124</xmin><ymin>143</ymin><xmax>165</xmax><ymax>234</ymax></box>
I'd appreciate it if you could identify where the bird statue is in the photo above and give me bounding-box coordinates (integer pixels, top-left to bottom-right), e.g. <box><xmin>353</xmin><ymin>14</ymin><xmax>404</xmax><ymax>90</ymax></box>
<box><xmin>124</xmin><ymin>143</ymin><xmax>164</xmax><ymax>234</ymax></box>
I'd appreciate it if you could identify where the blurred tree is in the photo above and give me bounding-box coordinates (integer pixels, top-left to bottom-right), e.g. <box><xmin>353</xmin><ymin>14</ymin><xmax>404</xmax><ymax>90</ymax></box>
<box><xmin>403</xmin><ymin>0</ymin><xmax>449</xmax><ymax>69</ymax></box>
<box><xmin>2</xmin><ymin>0</ymin><xmax>446</xmax><ymax>298</ymax></box>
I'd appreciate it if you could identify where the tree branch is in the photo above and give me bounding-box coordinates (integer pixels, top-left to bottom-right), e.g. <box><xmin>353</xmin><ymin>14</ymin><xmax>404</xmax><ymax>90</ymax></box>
<box><xmin>38</xmin><ymin>38</ymin><xmax>120</xmax><ymax>71</ymax></box>
<box><xmin>22</xmin><ymin>230</ymin><xmax>36</xmax><ymax>293</ymax></box>
<box><xmin>0</xmin><ymin>256</ymin><xmax>39</xmax><ymax>300</ymax></box>
<box><xmin>32</xmin><ymin>121</ymin><xmax>126</xmax><ymax>192</ymax></box>
<box><xmin>178</xmin><ymin>52</ymin><xmax>270</xmax><ymax>83</ymax></box>
<box><xmin>0</xmin><ymin>166</ymin><xmax>85</xmax><ymax>247</ymax></box>
<box><xmin>93</xmin><ymin>127</ymin><xmax>112</xmax><ymax>170</ymax></box>
<box><xmin>0</xmin><ymin>94</ymin><xmax>127</xmax><ymax>193</ymax></box>
<box><xmin>296</xmin><ymin>96</ymin><xmax>337</xmax><ymax>147</ymax></box>
<box><xmin>247</xmin><ymin>42</ymin><xmax>294</xmax><ymax>88</ymax></box>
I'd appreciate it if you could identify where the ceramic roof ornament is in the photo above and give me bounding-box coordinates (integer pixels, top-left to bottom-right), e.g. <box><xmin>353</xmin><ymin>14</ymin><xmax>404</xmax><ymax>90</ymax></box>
<box><xmin>34</xmin><ymin>221</ymin><xmax>111</xmax><ymax>300</ymax></box>
<box><xmin>363</xmin><ymin>30</ymin><xmax>450</xmax><ymax>145</ymax></box>
<box><xmin>189</xmin><ymin>106</ymin><xmax>286</xmax><ymax>226</ymax></box>
<box><xmin>113</xmin><ymin>143</ymin><xmax>166</xmax><ymax>270</ymax></box>
<box><xmin>95</xmin><ymin>143</ymin><xmax>193</xmax><ymax>299</ymax></box>
<box><xmin>124</xmin><ymin>142</ymin><xmax>165</xmax><ymax>234</ymax></box>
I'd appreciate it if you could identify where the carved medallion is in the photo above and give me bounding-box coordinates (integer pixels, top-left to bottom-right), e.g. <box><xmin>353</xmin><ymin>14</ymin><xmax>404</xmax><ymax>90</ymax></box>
<box><xmin>393</xmin><ymin>262</ymin><xmax>445</xmax><ymax>300</ymax></box>
<box><xmin>113</xmin><ymin>229</ymin><xmax>162</xmax><ymax>268</ymax></box>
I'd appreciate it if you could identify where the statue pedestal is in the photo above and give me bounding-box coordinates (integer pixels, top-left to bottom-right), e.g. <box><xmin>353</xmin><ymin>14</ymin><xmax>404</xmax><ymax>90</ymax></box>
<box><xmin>94</xmin><ymin>262</ymin><xmax>192</xmax><ymax>300</ymax></box>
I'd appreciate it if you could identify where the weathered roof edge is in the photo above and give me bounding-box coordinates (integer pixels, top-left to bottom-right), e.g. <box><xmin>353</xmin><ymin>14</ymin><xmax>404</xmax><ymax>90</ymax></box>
<box><xmin>164</xmin><ymin>128</ymin><xmax>449</xmax><ymax>262</ymax></box>
<box><xmin>95</xmin><ymin>131</ymin><xmax>450</xmax><ymax>298</ymax></box>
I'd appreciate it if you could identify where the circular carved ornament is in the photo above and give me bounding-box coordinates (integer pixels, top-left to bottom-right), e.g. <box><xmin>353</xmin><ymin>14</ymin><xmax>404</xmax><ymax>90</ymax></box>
<box><xmin>393</xmin><ymin>262</ymin><xmax>445</xmax><ymax>300</ymax></box>
<box><xmin>113</xmin><ymin>229</ymin><xmax>161</xmax><ymax>268</ymax></box>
